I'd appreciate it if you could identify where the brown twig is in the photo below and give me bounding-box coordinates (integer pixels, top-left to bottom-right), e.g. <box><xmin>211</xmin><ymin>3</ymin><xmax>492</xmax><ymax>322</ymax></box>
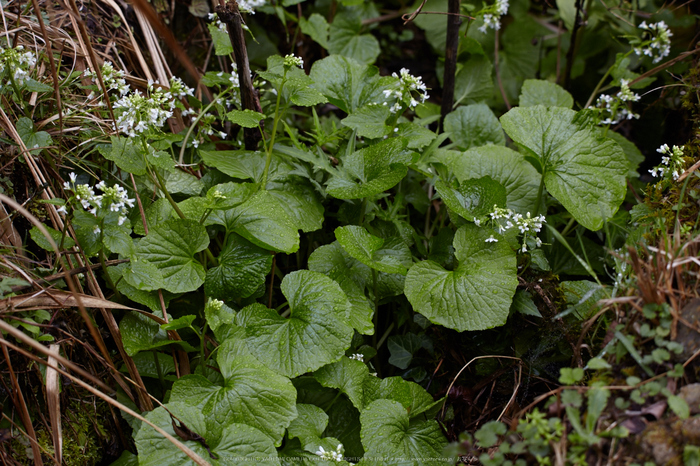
<box><xmin>217</xmin><ymin>0</ymin><xmax>262</xmax><ymax>150</ymax></box>
<box><xmin>440</xmin><ymin>0</ymin><xmax>461</xmax><ymax>128</ymax></box>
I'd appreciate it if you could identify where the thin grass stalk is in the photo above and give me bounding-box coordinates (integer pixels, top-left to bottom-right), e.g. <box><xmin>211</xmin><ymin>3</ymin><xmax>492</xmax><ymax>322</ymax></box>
<box><xmin>46</xmin><ymin>344</ymin><xmax>62</xmax><ymax>464</ymax></box>
<box><xmin>0</xmin><ymin>343</ymin><xmax>44</xmax><ymax>465</ymax></box>
<box><xmin>29</xmin><ymin>0</ymin><xmax>62</xmax><ymax>131</ymax></box>
<box><xmin>0</xmin><ymin>327</ymin><xmax>211</xmax><ymax>466</ymax></box>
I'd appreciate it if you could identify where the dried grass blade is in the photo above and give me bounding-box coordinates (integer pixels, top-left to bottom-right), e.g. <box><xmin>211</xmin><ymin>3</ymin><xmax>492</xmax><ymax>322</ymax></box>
<box><xmin>1</xmin><ymin>290</ymin><xmax>139</xmax><ymax>311</ymax></box>
<box><xmin>46</xmin><ymin>344</ymin><xmax>62</xmax><ymax>464</ymax></box>
<box><xmin>0</xmin><ymin>334</ymin><xmax>211</xmax><ymax>466</ymax></box>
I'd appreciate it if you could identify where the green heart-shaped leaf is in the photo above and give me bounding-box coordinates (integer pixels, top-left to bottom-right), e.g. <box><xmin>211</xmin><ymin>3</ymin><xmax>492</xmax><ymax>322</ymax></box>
<box><xmin>238</xmin><ymin>270</ymin><xmax>353</xmax><ymax>377</ymax></box>
<box><xmin>500</xmin><ymin>106</ymin><xmax>628</xmax><ymax>230</ymax></box>
<box><xmin>136</xmin><ymin>218</ymin><xmax>209</xmax><ymax>294</ymax></box>
<box><xmin>435</xmin><ymin>176</ymin><xmax>507</xmax><ymax>222</ymax></box>
<box><xmin>405</xmin><ymin>223</ymin><xmax>517</xmax><ymax>331</ymax></box>
<box><xmin>327</xmin><ymin>137</ymin><xmax>410</xmax><ymax>199</ymax></box>
<box><xmin>335</xmin><ymin>226</ymin><xmax>412</xmax><ymax>275</ymax></box>
<box><xmin>360</xmin><ymin>399</ymin><xmax>449</xmax><ymax>465</ymax></box>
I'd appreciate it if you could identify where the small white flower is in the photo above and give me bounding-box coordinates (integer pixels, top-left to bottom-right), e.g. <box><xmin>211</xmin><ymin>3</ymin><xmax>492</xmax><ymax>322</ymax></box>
<box><xmin>485</xmin><ymin>235</ymin><xmax>498</xmax><ymax>243</ymax></box>
<box><xmin>56</xmin><ymin>205</ymin><xmax>68</xmax><ymax>215</ymax></box>
<box><xmin>93</xmin><ymin>225</ymin><xmax>101</xmax><ymax>234</ymax></box>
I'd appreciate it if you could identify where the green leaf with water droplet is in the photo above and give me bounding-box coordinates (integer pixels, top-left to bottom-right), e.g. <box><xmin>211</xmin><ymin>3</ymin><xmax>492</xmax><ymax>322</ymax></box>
<box><xmin>435</xmin><ymin>176</ymin><xmax>507</xmax><ymax>222</ymax></box>
<box><xmin>335</xmin><ymin>226</ymin><xmax>411</xmax><ymax>275</ymax></box>
<box><xmin>405</xmin><ymin>223</ymin><xmax>517</xmax><ymax>331</ymax></box>
<box><xmin>360</xmin><ymin>399</ymin><xmax>450</xmax><ymax>465</ymax></box>
<box><xmin>500</xmin><ymin>106</ymin><xmax>628</xmax><ymax>230</ymax></box>
<box><xmin>205</xmin><ymin>234</ymin><xmax>272</xmax><ymax>301</ymax></box>
<box><xmin>238</xmin><ymin>270</ymin><xmax>353</xmax><ymax>377</ymax></box>
<box><xmin>327</xmin><ymin>137</ymin><xmax>411</xmax><ymax>200</ymax></box>
<box><xmin>136</xmin><ymin>218</ymin><xmax>209</xmax><ymax>294</ymax></box>
<box><xmin>169</xmin><ymin>337</ymin><xmax>297</xmax><ymax>447</ymax></box>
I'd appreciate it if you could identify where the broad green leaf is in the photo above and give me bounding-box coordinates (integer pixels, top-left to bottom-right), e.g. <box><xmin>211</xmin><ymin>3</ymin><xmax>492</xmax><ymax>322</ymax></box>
<box><xmin>500</xmin><ymin>106</ymin><xmax>628</xmax><ymax>230</ymax></box>
<box><xmin>388</xmin><ymin>334</ymin><xmax>427</xmax><ymax>370</ymax></box>
<box><xmin>205</xmin><ymin>234</ymin><xmax>273</xmax><ymax>301</ymax></box>
<box><xmin>300</xmin><ymin>13</ymin><xmax>329</xmax><ymax>49</ymax></box>
<box><xmin>395</xmin><ymin>122</ymin><xmax>436</xmax><ymax>149</ymax></box>
<box><xmin>136</xmin><ymin>218</ymin><xmax>209</xmax><ymax>293</ymax></box>
<box><xmin>102</xmin><ymin>222</ymin><xmax>134</xmax><ymax>257</ymax></box>
<box><xmin>327</xmin><ymin>137</ymin><xmax>410</xmax><ymax>199</ymax></box>
<box><xmin>413</xmin><ymin>0</ymin><xmax>449</xmax><ymax>52</ymax></box>
<box><xmin>286</xmin><ymin>80</ymin><xmax>328</xmax><ymax>107</ymax></box>
<box><xmin>208</xmin><ymin>22</ymin><xmax>233</xmax><ymax>56</ymax></box>
<box><xmin>204</xmin><ymin>300</ymin><xmax>238</xmax><ymax>341</ymax></box>
<box><xmin>310</xmin><ymin>55</ymin><xmax>394</xmax><ymax>113</ymax></box>
<box><xmin>435</xmin><ymin>176</ymin><xmax>507</xmax><ymax>222</ymax></box>
<box><xmin>107</xmin><ymin>263</ymin><xmax>178</xmax><ymax>312</ymax></box>
<box><xmin>119</xmin><ymin>312</ymin><xmax>195</xmax><ymax>356</ymax></box>
<box><xmin>556</xmin><ymin>0</ymin><xmax>576</xmax><ymax>31</ymax></box>
<box><xmin>228</xmin><ymin>190</ymin><xmax>300</xmax><ymax>254</ymax></box>
<box><xmin>133</xmin><ymin>198</ymin><xmax>173</xmax><ymax>236</ymax></box>
<box><xmin>23</xmin><ymin>78</ymin><xmax>53</xmax><ymax>92</ymax></box>
<box><xmin>30</xmin><ymin>225</ymin><xmax>74</xmax><ymax>251</ymax></box>
<box><xmin>71</xmin><ymin>210</ymin><xmax>102</xmax><ymax>257</ymax></box>
<box><xmin>511</xmin><ymin>290</ymin><xmax>542</xmax><ymax>317</ymax></box>
<box><xmin>124</xmin><ymin>351</ymin><xmax>176</xmax><ymax>379</ymax></box>
<box><xmin>308</xmin><ymin>242</ymin><xmax>374</xmax><ymax>335</ymax></box>
<box><xmin>16</xmin><ymin>117</ymin><xmax>52</xmax><ymax>154</ymax></box>
<box><xmin>97</xmin><ymin>136</ymin><xmax>147</xmax><ymax>176</ymax></box>
<box><xmin>170</xmin><ymin>338</ymin><xmax>297</xmax><ymax>446</ymax></box>
<box><xmin>267</xmin><ymin>179</ymin><xmax>324</xmax><ymax>233</ymax></box>
<box><xmin>122</xmin><ymin>258</ymin><xmax>164</xmax><ymax>291</ymax></box>
<box><xmin>199</xmin><ymin>150</ymin><xmax>265</xmax><ymax>181</ymax></box>
<box><xmin>160</xmin><ymin>314</ymin><xmax>196</xmax><ymax>331</ymax></box>
<box><xmin>287</xmin><ymin>404</ymin><xmax>329</xmax><ymax>444</ymax></box>
<box><xmin>325</xmin><ymin>397</ymin><xmax>364</xmax><ymax>458</ymax></box>
<box><xmin>560</xmin><ymin>280</ymin><xmax>606</xmax><ymax>320</ymax></box>
<box><xmin>606</xmin><ymin>131</ymin><xmax>644</xmax><ymax>178</ymax></box>
<box><xmin>164</xmin><ymin>169</ymin><xmax>203</xmax><ymax>196</ymax></box>
<box><xmin>226</xmin><ymin>109</ymin><xmax>265</xmax><ymax>128</ymax></box>
<box><xmin>498</xmin><ymin>17</ymin><xmax>550</xmax><ymax>103</ymax></box>
<box><xmin>335</xmin><ymin>226</ymin><xmax>411</xmax><ymax>275</ymax></box>
<box><xmin>239</xmin><ymin>270</ymin><xmax>353</xmax><ymax>377</ymax></box>
<box><xmin>444</xmin><ymin>104</ymin><xmax>505</xmax><ymax>150</ymax></box>
<box><xmin>135</xmin><ymin>402</ymin><xmax>280</xmax><ymax>465</ymax></box>
<box><xmin>405</xmin><ymin>223</ymin><xmax>518</xmax><ymax>331</ymax></box>
<box><xmin>453</xmin><ymin>56</ymin><xmax>494</xmax><ymax>106</ymax></box>
<box><xmin>364</xmin><ymin>376</ymin><xmax>437</xmax><ymax>417</ymax></box>
<box><xmin>341</xmin><ymin>104</ymin><xmax>391</xmax><ymax>139</ymax></box>
<box><xmin>314</xmin><ymin>357</ymin><xmax>370</xmax><ymax>411</ymax></box>
<box><xmin>519</xmin><ymin>79</ymin><xmax>574</xmax><ymax>109</ymax></box>
<box><xmin>328</xmin><ymin>14</ymin><xmax>380</xmax><ymax>65</ymax></box>
<box><xmin>667</xmin><ymin>394</ymin><xmax>690</xmax><ymax>419</ymax></box>
<box><xmin>360</xmin><ymin>399</ymin><xmax>449</xmax><ymax>465</ymax></box>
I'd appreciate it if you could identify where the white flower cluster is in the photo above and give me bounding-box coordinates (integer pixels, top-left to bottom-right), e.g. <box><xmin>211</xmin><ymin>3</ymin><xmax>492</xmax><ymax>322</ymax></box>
<box><xmin>84</xmin><ymin>61</ymin><xmax>130</xmax><ymax>96</ymax></box>
<box><xmin>487</xmin><ymin>206</ymin><xmax>545</xmax><ymax>253</ymax></box>
<box><xmin>590</xmin><ymin>79</ymin><xmax>640</xmax><ymax>126</ymax></box>
<box><xmin>348</xmin><ymin>353</ymin><xmax>364</xmax><ymax>362</ymax></box>
<box><xmin>112</xmin><ymin>77</ymin><xmax>193</xmax><ymax>137</ymax></box>
<box><xmin>284</xmin><ymin>54</ymin><xmax>304</xmax><ymax>70</ymax></box>
<box><xmin>207</xmin><ymin>13</ymin><xmax>228</xmax><ymax>33</ymax></box>
<box><xmin>315</xmin><ymin>444</ymin><xmax>343</xmax><ymax>462</ymax></box>
<box><xmin>478</xmin><ymin>0</ymin><xmax>509</xmax><ymax>33</ymax></box>
<box><xmin>238</xmin><ymin>0</ymin><xmax>266</xmax><ymax>14</ymax></box>
<box><xmin>380</xmin><ymin>68</ymin><xmax>429</xmax><ymax>114</ymax></box>
<box><xmin>0</xmin><ymin>45</ymin><xmax>37</xmax><ymax>89</ymax></box>
<box><xmin>62</xmin><ymin>172</ymin><xmax>135</xmax><ymax>227</ymax></box>
<box><xmin>634</xmin><ymin>21</ymin><xmax>672</xmax><ymax>64</ymax></box>
<box><xmin>206</xmin><ymin>298</ymin><xmax>225</xmax><ymax>311</ymax></box>
<box><xmin>649</xmin><ymin>144</ymin><xmax>685</xmax><ymax>180</ymax></box>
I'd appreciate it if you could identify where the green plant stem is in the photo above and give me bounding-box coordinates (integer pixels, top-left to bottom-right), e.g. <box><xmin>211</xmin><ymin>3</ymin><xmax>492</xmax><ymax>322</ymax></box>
<box><xmin>534</xmin><ymin>175</ymin><xmax>545</xmax><ymax>217</ymax></box>
<box><xmin>561</xmin><ymin>217</ymin><xmax>577</xmax><ymax>236</ymax></box>
<box><xmin>376</xmin><ymin>322</ymin><xmax>395</xmax><ymax>350</ymax></box>
<box><xmin>260</xmin><ymin>77</ymin><xmax>285</xmax><ymax>189</ymax></box>
<box><xmin>98</xmin><ymin>225</ymin><xmax>119</xmax><ymax>298</ymax></box>
<box><xmin>372</xmin><ymin>268</ymin><xmax>379</xmax><ymax>350</ymax></box>
<box><xmin>152</xmin><ymin>168</ymin><xmax>186</xmax><ymax>220</ymax></box>
<box><xmin>177</xmin><ymin>89</ymin><xmax>231</xmax><ymax>165</ymax></box>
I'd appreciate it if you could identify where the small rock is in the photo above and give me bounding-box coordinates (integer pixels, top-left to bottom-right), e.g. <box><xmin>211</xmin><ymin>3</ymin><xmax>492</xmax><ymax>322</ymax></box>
<box><xmin>681</xmin><ymin>384</ymin><xmax>700</xmax><ymax>414</ymax></box>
